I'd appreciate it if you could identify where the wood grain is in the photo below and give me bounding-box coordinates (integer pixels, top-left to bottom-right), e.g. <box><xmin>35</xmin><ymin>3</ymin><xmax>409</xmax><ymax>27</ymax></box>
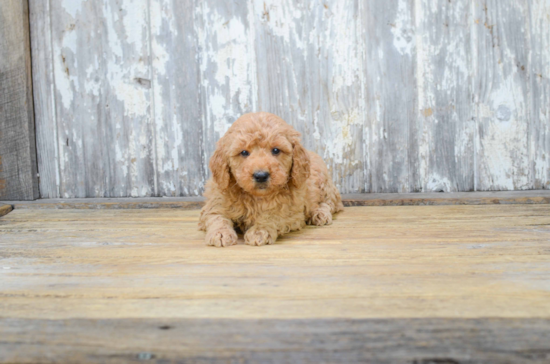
<box><xmin>150</xmin><ymin>0</ymin><xmax>205</xmax><ymax>197</ymax></box>
<box><xmin>29</xmin><ymin>0</ymin><xmax>59</xmax><ymax>199</ymax></box>
<box><xmin>1</xmin><ymin>205</ymin><xmax>550</xmax><ymax>320</ymax></box>
<box><xmin>42</xmin><ymin>0</ymin><xmax>156</xmax><ymax>198</ymax></box>
<box><xmin>363</xmin><ymin>0</ymin><xmax>415</xmax><ymax>193</ymax></box>
<box><xmin>0</xmin><ymin>0</ymin><xmax>39</xmax><ymax>201</ymax></box>
<box><xmin>1</xmin><ymin>318</ymin><xmax>550</xmax><ymax>363</ymax></box>
<box><xmin>473</xmin><ymin>0</ymin><xmax>531</xmax><ymax>191</ymax></box>
<box><xmin>415</xmin><ymin>0</ymin><xmax>475</xmax><ymax>192</ymax></box>
<box><xmin>529</xmin><ymin>0</ymin><xmax>550</xmax><ymax>190</ymax></box>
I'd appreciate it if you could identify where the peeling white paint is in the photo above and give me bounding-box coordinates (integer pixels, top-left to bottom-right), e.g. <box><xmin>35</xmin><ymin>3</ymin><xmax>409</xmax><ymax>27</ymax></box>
<box><xmin>171</xmin><ymin>114</ymin><xmax>182</xmax><ymax>175</ymax></box>
<box><xmin>34</xmin><ymin>0</ymin><xmax>549</xmax><ymax>197</ymax></box>
<box><xmin>62</xmin><ymin>0</ymin><xmax>81</xmax><ymax>18</ymax></box>
<box><xmin>255</xmin><ymin>0</ymin><xmax>304</xmax><ymax>49</ymax></box>
<box><xmin>198</xmin><ymin>0</ymin><xmax>257</xmax><ymax>149</ymax></box>
<box><xmin>327</xmin><ymin>1</ymin><xmax>360</xmax><ymax>92</ymax></box>
<box><xmin>121</xmin><ymin>0</ymin><xmax>148</xmax><ymax>47</ymax></box>
<box><xmin>479</xmin><ymin>75</ymin><xmax>530</xmax><ymax>190</ymax></box>
<box><xmin>426</xmin><ymin>174</ymin><xmax>453</xmax><ymax>192</ymax></box>
<box><xmin>53</xmin><ymin>19</ymin><xmax>79</xmax><ymax>110</ymax></box>
<box><xmin>473</xmin><ymin>1</ymin><xmax>533</xmax><ymax>191</ymax></box>
<box><xmin>53</xmin><ymin>53</ymin><xmax>76</xmax><ymax>110</ymax></box>
<box><xmin>392</xmin><ymin>0</ymin><xmax>414</xmax><ymax>56</ymax></box>
<box><xmin>324</xmin><ymin>109</ymin><xmax>362</xmax><ymax>165</ymax></box>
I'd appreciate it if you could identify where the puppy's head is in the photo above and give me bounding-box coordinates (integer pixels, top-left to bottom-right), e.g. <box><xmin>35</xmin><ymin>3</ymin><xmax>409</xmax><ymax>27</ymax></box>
<box><xmin>209</xmin><ymin>112</ymin><xmax>310</xmax><ymax>196</ymax></box>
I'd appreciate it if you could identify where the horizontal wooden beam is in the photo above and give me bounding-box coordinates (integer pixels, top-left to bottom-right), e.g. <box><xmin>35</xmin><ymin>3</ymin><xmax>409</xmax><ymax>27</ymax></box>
<box><xmin>2</xmin><ymin>317</ymin><xmax>549</xmax><ymax>363</ymax></box>
<box><xmin>3</xmin><ymin>190</ymin><xmax>550</xmax><ymax>210</ymax></box>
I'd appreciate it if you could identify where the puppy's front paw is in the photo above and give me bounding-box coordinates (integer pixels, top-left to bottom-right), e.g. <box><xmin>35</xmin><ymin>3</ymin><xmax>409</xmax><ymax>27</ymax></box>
<box><xmin>310</xmin><ymin>209</ymin><xmax>333</xmax><ymax>226</ymax></box>
<box><xmin>205</xmin><ymin>228</ymin><xmax>238</xmax><ymax>247</ymax></box>
<box><xmin>244</xmin><ymin>228</ymin><xmax>275</xmax><ymax>246</ymax></box>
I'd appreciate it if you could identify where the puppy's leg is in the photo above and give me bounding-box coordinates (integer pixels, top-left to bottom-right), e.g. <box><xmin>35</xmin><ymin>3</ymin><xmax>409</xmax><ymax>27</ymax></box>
<box><xmin>244</xmin><ymin>224</ymin><xmax>277</xmax><ymax>246</ymax></box>
<box><xmin>202</xmin><ymin>215</ymin><xmax>238</xmax><ymax>247</ymax></box>
<box><xmin>199</xmin><ymin>190</ymin><xmax>238</xmax><ymax>247</ymax></box>
<box><xmin>309</xmin><ymin>202</ymin><xmax>333</xmax><ymax>226</ymax></box>
<box><xmin>306</xmin><ymin>153</ymin><xmax>344</xmax><ymax>226</ymax></box>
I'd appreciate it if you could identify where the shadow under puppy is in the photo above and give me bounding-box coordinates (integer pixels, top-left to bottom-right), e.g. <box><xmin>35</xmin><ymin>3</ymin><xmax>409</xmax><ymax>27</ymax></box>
<box><xmin>199</xmin><ymin>112</ymin><xmax>344</xmax><ymax>247</ymax></box>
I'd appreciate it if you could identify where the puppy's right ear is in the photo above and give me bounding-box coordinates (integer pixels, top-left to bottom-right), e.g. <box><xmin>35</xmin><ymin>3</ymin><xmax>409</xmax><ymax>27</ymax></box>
<box><xmin>290</xmin><ymin>140</ymin><xmax>310</xmax><ymax>188</ymax></box>
<box><xmin>209</xmin><ymin>141</ymin><xmax>231</xmax><ymax>190</ymax></box>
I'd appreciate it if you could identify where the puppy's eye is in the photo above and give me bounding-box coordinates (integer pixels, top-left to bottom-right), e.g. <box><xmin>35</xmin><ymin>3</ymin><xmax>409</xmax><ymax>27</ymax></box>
<box><xmin>240</xmin><ymin>150</ymin><xmax>250</xmax><ymax>157</ymax></box>
<box><xmin>272</xmin><ymin>148</ymin><xmax>281</xmax><ymax>155</ymax></box>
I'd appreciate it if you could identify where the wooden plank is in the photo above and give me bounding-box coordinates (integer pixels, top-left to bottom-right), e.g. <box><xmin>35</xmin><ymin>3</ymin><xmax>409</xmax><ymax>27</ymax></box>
<box><xmin>473</xmin><ymin>1</ymin><xmax>532</xmax><ymax>191</ymax></box>
<box><xmin>529</xmin><ymin>1</ymin><xmax>550</xmax><ymax>190</ymax></box>
<box><xmin>149</xmin><ymin>0</ymin><xmax>205</xmax><ymax>197</ymax></box>
<box><xmin>363</xmin><ymin>0</ymin><xmax>416</xmax><ymax>193</ymax></box>
<box><xmin>1</xmin><ymin>205</ymin><xmax>550</xmax><ymax>320</ymax></box>
<box><xmin>0</xmin><ymin>0</ymin><xmax>39</xmax><ymax>201</ymax></box>
<box><xmin>1</xmin><ymin>318</ymin><xmax>549</xmax><ymax>363</ymax></box>
<box><xmin>6</xmin><ymin>197</ymin><xmax>205</xmax><ymax>210</ymax></box>
<box><xmin>343</xmin><ymin>191</ymin><xmax>550</xmax><ymax>207</ymax></box>
<box><xmin>414</xmin><ymin>0</ymin><xmax>475</xmax><ymax>192</ymax></box>
<box><xmin>252</xmin><ymin>0</ymin><xmax>365</xmax><ymax>193</ymax></box>
<box><xmin>0</xmin><ymin>204</ymin><xmax>13</xmax><ymax>217</ymax></box>
<box><xmin>195</xmin><ymin>0</ymin><xmax>257</xmax><ymax>182</ymax></box>
<box><xmin>29</xmin><ymin>0</ymin><xmax>59</xmax><ymax>199</ymax></box>
<box><xmin>3</xmin><ymin>190</ymin><xmax>550</xmax><ymax>209</ymax></box>
<box><xmin>44</xmin><ymin>0</ymin><xmax>156</xmax><ymax>198</ymax></box>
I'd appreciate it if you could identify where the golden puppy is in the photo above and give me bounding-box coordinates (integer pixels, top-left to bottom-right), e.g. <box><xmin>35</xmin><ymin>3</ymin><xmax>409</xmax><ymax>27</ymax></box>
<box><xmin>199</xmin><ymin>112</ymin><xmax>344</xmax><ymax>247</ymax></box>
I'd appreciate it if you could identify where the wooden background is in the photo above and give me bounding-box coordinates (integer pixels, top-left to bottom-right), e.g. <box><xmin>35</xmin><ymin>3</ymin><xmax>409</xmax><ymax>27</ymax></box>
<box><xmin>29</xmin><ymin>0</ymin><xmax>550</xmax><ymax>198</ymax></box>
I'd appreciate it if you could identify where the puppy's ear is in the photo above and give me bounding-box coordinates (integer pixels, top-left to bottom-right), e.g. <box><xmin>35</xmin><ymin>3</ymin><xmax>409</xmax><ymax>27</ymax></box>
<box><xmin>210</xmin><ymin>141</ymin><xmax>231</xmax><ymax>190</ymax></box>
<box><xmin>290</xmin><ymin>139</ymin><xmax>310</xmax><ymax>188</ymax></box>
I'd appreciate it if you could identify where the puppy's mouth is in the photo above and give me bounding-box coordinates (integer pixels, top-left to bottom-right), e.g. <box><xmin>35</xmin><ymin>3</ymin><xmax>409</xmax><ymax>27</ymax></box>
<box><xmin>254</xmin><ymin>182</ymin><xmax>269</xmax><ymax>190</ymax></box>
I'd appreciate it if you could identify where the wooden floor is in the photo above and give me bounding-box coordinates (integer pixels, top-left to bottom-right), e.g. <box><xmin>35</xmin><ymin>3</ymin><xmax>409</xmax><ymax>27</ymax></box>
<box><xmin>1</xmin><ymin>204</ymin><xmax>550</xmax><ymax>363</ymax></box>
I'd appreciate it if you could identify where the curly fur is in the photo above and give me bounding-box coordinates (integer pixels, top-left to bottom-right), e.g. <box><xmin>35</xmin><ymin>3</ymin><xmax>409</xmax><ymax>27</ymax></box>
<box><xmin>199</xmin><ymin>112</ymin><xmax>344</xmax><ymax>247</ymax></box>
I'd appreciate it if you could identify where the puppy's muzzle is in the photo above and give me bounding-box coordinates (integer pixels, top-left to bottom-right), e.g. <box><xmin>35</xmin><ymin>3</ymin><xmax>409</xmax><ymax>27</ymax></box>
<box><xmin>253</xmin><ymin>171</ymin><xmax>270</xmax><ymax>183</ymax></box>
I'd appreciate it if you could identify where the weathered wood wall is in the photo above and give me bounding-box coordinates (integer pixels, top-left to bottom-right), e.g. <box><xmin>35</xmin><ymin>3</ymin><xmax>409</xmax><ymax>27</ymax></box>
<box><xmin>29</xmin><ymin>0</ymin><xmax>550</xmax><ymax>198</ymax></box>
<box><xmin>0</xmin><ymin>0</ymin><xmax>39</xmax><ymax>201</ymax></box>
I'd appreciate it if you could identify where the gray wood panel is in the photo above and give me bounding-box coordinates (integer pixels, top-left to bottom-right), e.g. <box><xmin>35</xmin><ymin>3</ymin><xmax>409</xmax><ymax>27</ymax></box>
<box><xmin>363</xmin><ymin>0</ymin><xmax>416</xmax><ymax>193</ymax></box>
<box><xmin>150</xmin><ymin>0</ymin><xmax>204</xmax><ymax>196</ymax></box>
<box><xmin>29</xmin><ymin>0</ymin><xmax>550</xmax><ymax>197</ymax></box>
<box><xmin>415</xmin><ymin>0</ymin><xmax>475</xmax><ymax>192</ymax></box>
<box><xmin>253</xmin><ymin>0</ymin><xmax>365</xmax><ymax>193</ymax></box>
<box><xmin>34</xmin><ymin>0</ymin><xmax>156</xmax><ymax>198</ymax></box>
<box><xmin>473</xmin><ymin>0</ymin><xmax>532</xmax><ymax>191</ymax></box>
<box><xmin>0</xmin><ymin>0</ymin><xmax>39</xmax><ymax>201</ymax></box>
<box><xmin>72</xmin><ymin>0</ymin><xmax>154</xmax><ymax>198</ymax></box>
<box><xmin>29</xmin><ymin>0</ymin><xmax>59</xmax><ymax>199</ymax></box>
<box><xmin>529</xmin><ymin>1</ymin><xmax>550</xmax><ymax>190</ymax></box>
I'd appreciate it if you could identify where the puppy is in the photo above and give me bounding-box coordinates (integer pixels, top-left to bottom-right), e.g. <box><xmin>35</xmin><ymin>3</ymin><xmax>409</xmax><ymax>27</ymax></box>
<box><xmin>199</xmin><ymin>112</ymin><xmax>344</xmax><ymax>247</ymax></box>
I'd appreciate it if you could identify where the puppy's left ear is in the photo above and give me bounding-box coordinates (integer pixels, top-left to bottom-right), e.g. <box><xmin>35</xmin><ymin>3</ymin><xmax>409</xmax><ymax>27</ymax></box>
<box><xmin>290</xmin><ymin>139</ymin><xmax>310</xmax><ymax>188</ymax></box>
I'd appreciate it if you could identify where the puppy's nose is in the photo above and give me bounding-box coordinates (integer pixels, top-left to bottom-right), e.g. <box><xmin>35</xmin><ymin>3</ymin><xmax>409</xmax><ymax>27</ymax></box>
<box><xmin>253</xmin><ymin>171</ymin><xmax>270</xmax><ymax>183</ymax></box>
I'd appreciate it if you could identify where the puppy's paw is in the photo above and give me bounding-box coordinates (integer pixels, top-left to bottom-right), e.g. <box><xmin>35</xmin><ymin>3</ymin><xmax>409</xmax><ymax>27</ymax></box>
<box><xmin>205</xmin><ymin>228</ymin><xmax>238</xmax><ymax>247</ymax></box>
<box><xmin>244</xmin><ymin>228</ymin><xmax>275</xmax><ymax>246</ymax></box>
<box><xmin>310</xmin><ymin>209</ymin><xmax>333</xmax><ymax>226</ymax></box>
